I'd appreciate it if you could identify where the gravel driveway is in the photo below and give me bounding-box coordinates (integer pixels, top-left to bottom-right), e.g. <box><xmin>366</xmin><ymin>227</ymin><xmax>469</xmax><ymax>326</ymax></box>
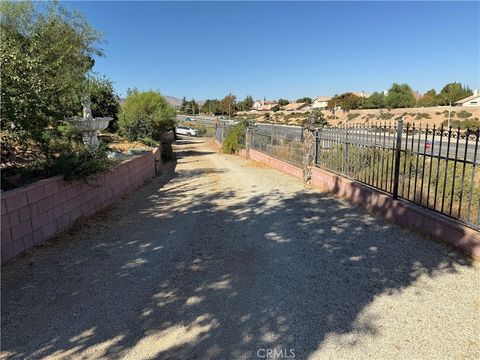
<box><xmin>2</xmin><ymin>137</ymin><xmax>479</xmax><ymax>360</ymax></box>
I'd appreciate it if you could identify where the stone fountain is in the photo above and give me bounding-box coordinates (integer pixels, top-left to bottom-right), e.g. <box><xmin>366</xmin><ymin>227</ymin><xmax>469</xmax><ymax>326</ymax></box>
<box><xmin>68</xmin><ymin>97</ymin><xmax>112</xmax><ymax>149</ymax></box>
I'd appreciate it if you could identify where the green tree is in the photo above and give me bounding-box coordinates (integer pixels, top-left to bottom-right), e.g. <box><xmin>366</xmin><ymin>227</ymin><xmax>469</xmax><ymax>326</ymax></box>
<box><xmin>384</xmin><ymin>83</ymin><xmax>416</xmax><ymax>108</ymax></box>
<box><xmin>219</xmin><ymin>94</ymin><xmax>237</xmax><ymax>116</ymax></box>
<box><xmin>201</xmin><ymin>99</ymin><xmax>220</xmax><ymax>115</ymax></box>
<box><xmin>296</xmin><ymin>97</ymin><xmax>312</xmax><ymax>104</ymax></box>
<box><xmin>361</xmin><ymin>92</ymin><xmax>385</xmax><ymax>109</ymax></box>
<box><xmin>88</xmin><ymin>76</ymin><xmax>120</xmax><ymax>131</ymax></box>
<box><xmin>417</xmin><ymin>89</ymin><xmax>440</xmax><ymax>107</ymax></box>
<box><xmin>0</xmin><ymin>0</ymin><xmax>102</xmax><ymax>144</ymax></box>
<box><xmin>119</xmin><ymin>90</ymin><xmax>176</xmax><ymax>141</ymax></box>
<box><xmin>328</xmin><ymin>93</ymin><xmax>364</xmax><ymax>112</ymax></box>
<box><xmin>278</xmin><ymin>99</ymin><xmax>290</xmax><ymax>106</ymax></box>
<box><xmin>180</xmin><ymin>97</ymin><xmax>188</xmax><ymax>113</ymax></box>
<box><xmin>183</xmin><ymin>99</ymin><xmax>199</xmax><ymax>115</ymax></box>
<box><xmin>438</xmin><ymin>82</ymin><xmax>472</xmax><ymax>105</ymax></box>
<box><xmin>236</xmin><ymin>95</ymin><xmax>254</xmax><ymax>111</ymax></box>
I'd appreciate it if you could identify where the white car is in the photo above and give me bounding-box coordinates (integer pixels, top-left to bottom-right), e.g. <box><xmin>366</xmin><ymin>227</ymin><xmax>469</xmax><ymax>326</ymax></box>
<box><xmin>175</xmin><ymin>126</ymin><xmax>197</xmax><ymax>137</ymax></box>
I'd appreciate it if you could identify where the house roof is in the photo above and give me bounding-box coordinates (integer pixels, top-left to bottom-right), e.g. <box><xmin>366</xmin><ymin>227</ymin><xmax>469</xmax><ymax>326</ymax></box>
<box><xmin>283</xmin><ymin>102</ymin><xmax>309</xmax><ymax>111</ymax></box>
<box><xmin>351</xmin><ymin>92</ymin><xmax>370</xmax><ymax>98</ymax></box>
<box><xmin>455</xmin><ymin>94</ymin><xmax>480</xmax><ymax>104</ymax></box>
<box><xmin>260</xmin><ymin>104</ymin><xmax>277</xmax><ymax>111</ymax></box>
<box><xmin>254</xmin><ymin>100</ymin><xmax>277</xmax><ymax>105</ymax></box>
<box><xmin>313</xmin><ymin>96</ymin><xmax>331</xmax><ymax>102</ymax></box>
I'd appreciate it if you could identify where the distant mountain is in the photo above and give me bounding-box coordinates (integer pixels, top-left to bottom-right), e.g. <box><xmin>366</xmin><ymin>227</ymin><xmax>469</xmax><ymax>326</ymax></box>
<box><xmin>164</xmin><ymin>96</ymin><xmax>183</xmax><ymax>107</ymax></box>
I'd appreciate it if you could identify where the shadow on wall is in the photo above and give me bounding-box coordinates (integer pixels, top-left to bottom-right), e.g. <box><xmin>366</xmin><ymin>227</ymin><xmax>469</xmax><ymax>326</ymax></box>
<box><xmin>1</xmin><ymin>146</ymin><xmax>472</xmax><ymax>360</ymax></box>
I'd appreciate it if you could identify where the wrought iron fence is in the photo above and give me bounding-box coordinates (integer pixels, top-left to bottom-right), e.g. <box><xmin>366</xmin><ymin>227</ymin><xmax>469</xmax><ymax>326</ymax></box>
<box><xmin>251</xmin><ymin>125</ymin><xmax>304</xmax><ymax>167</ymax></box>
<box><xmin>315</xmin><ymin>121</ymin><xmax>480</xmax><ymax>229</ymax></box>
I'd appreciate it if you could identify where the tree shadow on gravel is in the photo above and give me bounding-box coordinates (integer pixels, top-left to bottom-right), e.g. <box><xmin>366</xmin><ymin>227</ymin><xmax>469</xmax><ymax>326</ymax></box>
<box><xmin>1</xmin><ymin>147</ymin><xmax>473</xmax><ymax>360</ymax></box>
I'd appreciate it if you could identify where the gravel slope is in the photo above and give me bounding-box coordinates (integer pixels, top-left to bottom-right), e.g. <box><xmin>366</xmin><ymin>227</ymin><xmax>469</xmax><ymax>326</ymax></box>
<box><xmin>1</xmin><ymin>137</ymin><xmax>479</xmax><ymax>360</ymax></box>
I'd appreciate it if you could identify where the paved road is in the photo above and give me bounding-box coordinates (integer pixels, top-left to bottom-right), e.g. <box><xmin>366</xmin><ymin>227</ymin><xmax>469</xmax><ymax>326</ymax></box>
<box><xmin>2</xmin><ymin>138</ymin><xmax>479</xmax><ymax>359</ymax></box>
<box><xmin>319</xmin><ymin>130</ymin><xmax>479</xmax><ymax>163</ymax></box>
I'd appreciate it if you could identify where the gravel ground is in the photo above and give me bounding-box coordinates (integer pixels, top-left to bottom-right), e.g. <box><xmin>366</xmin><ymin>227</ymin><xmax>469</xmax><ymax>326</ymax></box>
<box><xmin>1</xmin><ymin>137</ymin><xmax>479</xmax><ymax>360</ymax></box>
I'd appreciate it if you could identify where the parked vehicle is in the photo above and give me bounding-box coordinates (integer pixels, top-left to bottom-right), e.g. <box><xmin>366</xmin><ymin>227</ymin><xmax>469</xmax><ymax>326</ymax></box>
<box><xmin>175</xmin><ymin>126</ymin><xmax>198</xmax><ymax>137</ymax></box>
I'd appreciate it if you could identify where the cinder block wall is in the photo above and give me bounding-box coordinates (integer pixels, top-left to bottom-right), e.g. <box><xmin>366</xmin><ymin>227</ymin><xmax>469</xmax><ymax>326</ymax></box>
<box><xmin>1</xmin><ymin>148</ymin><xmax>160</xmax><ymax>263</ymax></box>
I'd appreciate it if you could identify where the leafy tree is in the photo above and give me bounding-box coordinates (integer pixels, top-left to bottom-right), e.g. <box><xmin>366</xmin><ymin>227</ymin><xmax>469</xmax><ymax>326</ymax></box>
<box><xmin>201</xmin><ymin>99</ymin><xmax>220</xmax><ymax>115</ymax></box>
<box><xmin>417</xmin><ymin>89</ymin><xmax>440</xmax><ymax>107</ymax></box>
<box><xmin>277</xmin><ymin>99</ymin><xmax>290</xmax><ymax>106</ymax></box>
<box><xmin>438</xmin><ymin>82</ymin><xmax>472</xmax><ymax>105</ymax></box>
<box><xmin>328</xmin><ymin>93</ymin><xmax>364</xmax><ymax>112</ymax></box>
<box><xmin>296</xmin><ymin>97</ymin><xmax>312</xmax><ymax>104</ymax></box>
<box><xmin>119</xmin><ymin>90</ymin><xmax>176</xmax><ymax>141</ymax></box>
<box><xmin>0</xmin><ymin>0</ymin><xmax>102</xmax><ymax>145</ymax></box>
<box><xmin>180</xmin><ymin>97</ymin><xmax>188</xmax><ymax>112</ymax></box>
<box><xmin>361</xmin><ymin>92</ymin><xmax>385</xmax><ymax>109</ymax></box>
<box><xmin>183</xmin><ymin>98</ymin><xmax>199</xmax><ymax>115</ymax></box>
<box><xmin>219</xmin><ymin>93</ymin><xmax>237</xmax><ymax>116</ymax></box>
<box><xmin>236</xmin><ymin>95</ymin><xmax>254</xmax><ymax>111</ymax></box>
<box><xmin>88</xmin><ymin>76</ymin><xmax>120</xmax><ymax>131</ymax></box>
<box><xmin>384</xmin><ymin>83</ymin><xmax>416</xmax><ymax>108</ymax></box>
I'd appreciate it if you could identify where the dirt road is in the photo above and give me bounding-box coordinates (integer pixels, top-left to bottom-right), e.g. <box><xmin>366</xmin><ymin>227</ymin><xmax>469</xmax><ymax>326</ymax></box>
<box><xmin>2</xmin><ymin>138</ymin><xmax>479</xmax><ymax>359</ymax></box>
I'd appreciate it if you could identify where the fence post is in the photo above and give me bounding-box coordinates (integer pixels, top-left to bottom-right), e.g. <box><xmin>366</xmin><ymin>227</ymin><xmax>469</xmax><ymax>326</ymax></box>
<box><xmin>245</xmin><ymin>126</ymin><xmax>251</xmax><ymax>159</ymax></box>
<box><xmin>344</xmin><ymin>125</ymin><xmax>349</xmax><ymax>175</ymax></box>
<box><xmin>314</xmin><ymin>129</ymin><xmax>318</xmax><ymax>166</ymax></box>
<box><xmin>392</xmin><ymin>117</ymin><xmax>404</xmax><ymax>199</ymax></box>
<box><xmin>271</xmin><ymin>125</ymin><xmax>274</xmax><ymax>149</ymax></box>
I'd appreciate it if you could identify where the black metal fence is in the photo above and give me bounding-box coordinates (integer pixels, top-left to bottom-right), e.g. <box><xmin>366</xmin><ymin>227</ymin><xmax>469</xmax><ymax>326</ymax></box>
<box><xmin>315</xmin><ymin>121</ymin><xmax>480</xmax><ymax>229</ymax></box>
<box><xmin>251</xmin><ymin>125</ymin><xmax>304</xmax><ymax>167</ymax></box>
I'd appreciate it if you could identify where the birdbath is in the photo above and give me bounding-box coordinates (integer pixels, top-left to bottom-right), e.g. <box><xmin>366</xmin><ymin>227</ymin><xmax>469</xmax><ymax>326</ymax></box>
<box><xmin>68</xmin><ymin>98</ymin><xmax>112</xmax><ymax>149</ymax></box>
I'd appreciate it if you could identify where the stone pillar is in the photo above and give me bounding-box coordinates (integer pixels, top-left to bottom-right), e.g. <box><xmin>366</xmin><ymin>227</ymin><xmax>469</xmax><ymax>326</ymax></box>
<box><xmin>302</xmin><ymin>129</ymin><xmax>315</xmax><ymax>184</ymax></box>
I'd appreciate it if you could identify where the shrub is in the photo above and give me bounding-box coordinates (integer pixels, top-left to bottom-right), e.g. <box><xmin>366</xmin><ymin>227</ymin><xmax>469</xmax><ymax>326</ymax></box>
<box><xmin>457</xmin><ymin>110</ymin><xmax>472</xmax><ymax>119</ymax></box>
<box><xmin>43</xmin><ymin>141</ymin><xmax>115</xmax><ymax>182</ymax></box>
<box><xmin>347</xmin><ymin>113</ymin><xmax>360</xmax><ymax>121</ymax></box>
<box><xmin>119</xmin><ymin>115</ymin><xmax>154</xmax><ymax>141</ymax></box>
<box><xmin>441</xmin><ymin>119</ymin><xmax>480</xmax><ymax>130</ymax></box>
<box><xmin>379</xmin><ymin>112</ymin><xmax>394</xmax><ymax>120</ymax></box>
<box><xmin>222</xmin><ymin>123</ymin><xmax>246</xmax><ymax>154</ymax></box>
<box><xmin>193</xmin><ymin>124</ymin><xmax>207</xmax><ymax>136</ymax></box>
<box><xmin>415</xmin><ymin>113</ymin><xmax>431</xmax><ymax>120</ymax></box>
<box><xmin>119</xmin><ymin>90</ymin><xmax>176</xmax><ymax>141</ymax></box>
<box><xmin>56</xmin><ymin>122</ymin><xmax>82</xmax><ymax>141</ymax></box>
<box><xmin>142</xmin><ymin>137</ymin><xmax>159</xmax><ymax>147</ymax></box>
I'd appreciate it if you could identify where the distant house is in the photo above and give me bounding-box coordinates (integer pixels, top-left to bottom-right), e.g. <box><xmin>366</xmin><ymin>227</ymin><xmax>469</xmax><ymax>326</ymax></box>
<box><xmin>282</xmin><ymin>102</ymin><xmax>310</xmax><ymax>111</ymax></box>
<box><xmin>455</xmin><ymin>90</ymin><xmax>480</xmax><ymax>107</ymax></box>
<box><xmin>312</xmin><ymin>96</ymin><xmax>331</xmax><ymax>109</ymax></box>
<box><xmin>351</xmin><ymin>91</ymin><xmax>370</xmax><ymax>98</ymax></box>
<box><xmin>412</xmin><ymin>90</ymin><xmax>423</xmax><ymax>101</ymax></box>
<box><xmin>252</xmin><ymin>100</ymin><xmax>278</xmax><ymax>111</ymax></box>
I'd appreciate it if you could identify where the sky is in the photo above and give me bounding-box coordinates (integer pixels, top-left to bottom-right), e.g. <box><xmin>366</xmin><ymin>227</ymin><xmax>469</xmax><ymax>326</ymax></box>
<box><xmin>67</xmin><ymin>1</ymin><xmax>480</xmax><ymax>101</ymax></box>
